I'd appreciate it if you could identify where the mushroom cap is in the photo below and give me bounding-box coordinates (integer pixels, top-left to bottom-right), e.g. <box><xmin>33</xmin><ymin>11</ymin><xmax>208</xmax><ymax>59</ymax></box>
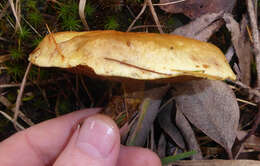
<box><xmin>29</xmin><ymin>30</ymin><xmax>236</xmax><ymax>81</ymax></box>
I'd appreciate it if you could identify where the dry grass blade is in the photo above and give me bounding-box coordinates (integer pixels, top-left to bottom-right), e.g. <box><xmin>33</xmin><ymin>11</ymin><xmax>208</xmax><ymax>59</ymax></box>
<box><xmin>127</xmin><ymin>0</ymin><xmax>147</xmax><ymax>32</ymax></box>
<box><xmin>127</xmin><ymin>98</ymin><xmax>150</xmax><ymax>146</ymax></box>
<box><xmin>8</xmin><ymin>0</ymin><xmax>22</xmax><ymax>32</ymax></box>
<box><xmin>13</xmin><ymin>62</ymin><xmax>32</xmax><ymax>130</ymax></box>
<box><xmin>147</xmin><ymin>0</ymin><xmax>164</xmax><ymax>33</ymax></box>
<box><xmin>79</xmin><ymin>0</ymin><xmax>90</xmax><ymax>30</ymax></box>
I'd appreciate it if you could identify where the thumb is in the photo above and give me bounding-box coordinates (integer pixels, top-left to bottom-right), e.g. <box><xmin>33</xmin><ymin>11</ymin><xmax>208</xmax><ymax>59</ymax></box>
<box><xmin>54</xmin><ymin>114</ymin><xmax>120</xmax><ymax>166</ymax></box>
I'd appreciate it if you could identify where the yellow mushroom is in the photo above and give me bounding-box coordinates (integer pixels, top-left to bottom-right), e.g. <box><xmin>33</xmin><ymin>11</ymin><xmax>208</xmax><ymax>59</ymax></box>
<box><xmin>29</xmin><ymin>30</ymin><xmax>236</xmax><ymax>81</ymax></box>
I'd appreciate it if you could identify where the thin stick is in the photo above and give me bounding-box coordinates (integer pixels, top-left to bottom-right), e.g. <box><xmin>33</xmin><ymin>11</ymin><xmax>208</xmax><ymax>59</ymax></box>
<box><xmin>13</xmin><ymin>62</ymin><xmax>32</xmax><ymax>130</ymax></box>
<box><xmin>0</xmin><ymin>95</ymin><xmax>34</xmax><ymax>126</ymax></box>
<box><xmin>104</xmin><ymin>57</ymin><xmax>171</xmax><ymax>76</ymax></box>
<box><xmin>0</xmin><ymin>111</ymin><xmax>24</xmax><ymax>130</ymax></box>
<box><xmin>79</xmin><ymin>75</ymin><xmax>94</xmax><ymax>107</ymax></box>
<box><xmin>127</xmin><ymin>0</ymin><xmax>147</xmax><ymax>32</ymax></box>
<box><xmin>247</xmin><ymin>0</ymin><xmax>260</xmax><ymax>88</ymax></box>
<box><xmin>147</xmin><ymin>0</ymin><xmax>164</xmax><ymax>33</ymax></box>
<box><xmin>153</xmin><ymin>0</ymin><xmax>186</xmax><ymax>6</ymax></box>
<box><xmin>22</xmin><ymin>17</ymin><xmax>42</xmax><ymax>38</ymax></box>
<box><xmin>8</xmin><ymin>0</ymin><xmax>22</xmax><ymax>32</ymax></box>
<box><xmin>233</xmin><ymin>80</ymin><xmax>260</xmax><ymax>98</ymax></box>
<box><xmin>237</xmin><ymin>98</ymin><xmax>257</xmax><ymax>106</ymax></box>
<box><xmin>131</xmin><ymin>24</ymin><xmax>165</xmax><ymax>31</ymax></box>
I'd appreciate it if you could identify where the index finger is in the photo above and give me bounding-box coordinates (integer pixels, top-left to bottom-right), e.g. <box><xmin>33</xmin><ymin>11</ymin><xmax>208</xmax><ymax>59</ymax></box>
<box><xmin>0</xmin><ymin>108</ymin><xmax>100</xmax><ymax>166</ymax></box>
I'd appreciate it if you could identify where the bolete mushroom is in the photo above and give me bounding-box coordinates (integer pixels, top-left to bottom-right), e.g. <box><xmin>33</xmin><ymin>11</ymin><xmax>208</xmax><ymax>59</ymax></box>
<box><xmin>29</xmin><ymin>30</ymin><xmax>236</xmax><ymax>81</ymax></box>
<box><xmin>28</xmin><ymin>30</ymin><xmax>237</xmax><ymax>150</ymax></box>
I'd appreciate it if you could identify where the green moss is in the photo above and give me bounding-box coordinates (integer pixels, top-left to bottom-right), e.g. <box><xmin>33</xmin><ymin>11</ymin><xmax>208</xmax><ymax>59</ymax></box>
<box><xmin>28</xmin><ymin>12</ymin><xmax>43</xmax><ymax>26</ymax></box>
<box><xmin>61</xmin><ymin>16</ymin><xmax>81</xmax><ymax>31</ymax></box>
<box><xmin>57</xmin><ymin>1</ymin><xmax>82</xmax><ymax>31</ymax></box>
<box><xmin>26</xmin><ymin>0</ymin><xmax>37</xmax><ymax>10</ymax></box>
<box><xmin>58</xmin><ymin>1</ymin><xmax>78</xmax><ymax>20</ymax></box>
<box><xmin>104</xmin><ymin>16</ymin><xmax>119</xmax><ymax>30</ymax></box>
<box><xmin>6</xmin><ymin>63</ymin><xmax>25</xmax><ymax>80</ymax></box>
<box><xmin>17</xmin><ymin>26</ymin><xmax>31</xmax><ymax>39</ymax></box>
<box><xmin>85</xmin><ymin>2</ymin><xmax>96</xmax><ymax>17</ymax></box>
<box><xmin>9</xmin><ymin>49</ymin><xmax>24</xmax><ymax>60</ymax></box>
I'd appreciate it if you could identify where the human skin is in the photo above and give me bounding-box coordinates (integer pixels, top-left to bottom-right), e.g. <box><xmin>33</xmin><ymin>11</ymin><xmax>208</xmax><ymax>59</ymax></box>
<box><xmin>0</xmin><ymin>109</ymin><xmax>161</xmax><ymax>166</ymax></box>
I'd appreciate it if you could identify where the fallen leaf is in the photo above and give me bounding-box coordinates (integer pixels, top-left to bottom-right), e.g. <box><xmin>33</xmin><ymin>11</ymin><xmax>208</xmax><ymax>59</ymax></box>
<box><xmin>171</xmin><ymin>12</ymin><xmax>224</xmax><ymax>42</ymax></box>
<box><xmin>172</xmin><ymin>159</ymin><xmax>260</xmax><ymax>166</ymax></box>
<box><xmin>160</xmin><ymin>0</ymin><xmax>236</xmax><ymax>19</ymax></box>
<box><xmin>173</xmin><ymin>80</ymin><xmax>240</xmax><ymax>156</ymax></box>
<box><xmin>158</xmin><ymin>101</ymin><xmax>186</xmax><ymax>149</ymax></box>
<box><xmin>126</xmin><ymin>86</ymin><xmax>169</xmax><ymax>146</ymax></box>
<box><xmin>223</xmin><ymin>14</ymin><xmax>252</xmax><ymax>85</ymax></box>
<box><xmin>157</xmin><ymin>134</ymin><xmax>167</xmax><ymax>158</ymax></box>
<box><xmin>176</xmin><ymin>110</ymin><xmax>203</xmax><ymax>159</ymax></box>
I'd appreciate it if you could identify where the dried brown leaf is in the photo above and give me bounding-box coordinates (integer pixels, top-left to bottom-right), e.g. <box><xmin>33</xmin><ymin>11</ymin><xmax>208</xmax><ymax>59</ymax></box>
<box><xmin>157</xmin><ymin>134</ymin><xmax>167</xmax><ymax>158</ymax></box>
<box><xmin>176</xmin><ymin>110</ymin><xmax>203</xmax><ymax>159</ymax></box>
<box><xmin>160</xmin><ymin>0</ymin><xmax>236</xmax><ymax>19</ymax></box>
<box><xmin>172</xmin><ymin>80</ymin><xmax>240</xmax><ymax>156</ymax></box>
<box><xmin>126</xmin><ymin>86</ymin><xmax>169</xmax><ymax>146</ymax></box>
<box><xmin>171</xmin><ymin>12</ymin><xmax>224</xmax><ymax>41</ymax></box>
<box><xmin>158</xmin><ymin>102</ymin><xmax>186</xmax><ymax>149</ymax></box>
<box><xmin>223</xmin><ymin>14</ymin><xmax>252</xmax><ymax>85</ymax></box>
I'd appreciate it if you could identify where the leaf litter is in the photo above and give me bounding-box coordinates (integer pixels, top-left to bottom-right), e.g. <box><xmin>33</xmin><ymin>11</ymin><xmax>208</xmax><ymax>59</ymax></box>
<box><xmin>172</xmin><ymin>80</ymin><xmax>240</xmax><ymax>158</ymax></box>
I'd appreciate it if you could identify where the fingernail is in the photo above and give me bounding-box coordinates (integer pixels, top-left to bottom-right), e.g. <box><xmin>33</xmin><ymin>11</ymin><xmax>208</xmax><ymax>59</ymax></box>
<box><xmin>76</xmin><ymin>115</ymin><xmax>117</xmax><ymax>158</ymax></box>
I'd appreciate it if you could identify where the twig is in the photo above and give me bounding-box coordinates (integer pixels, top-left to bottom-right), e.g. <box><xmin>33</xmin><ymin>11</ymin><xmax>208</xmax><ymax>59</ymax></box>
<box><xmin>13</xmin><ymin>62</ymin><xmax>32</xmax><ymax>130</ymax></box>
<box><xmin>22</xmin><ymin>17</ymin><xmax>42</xmax><ymax>38</ymax></box>
<box><xmin>79</xmin><ymin>75</ymin><xmax>94</xmax><ymax>107</ymax></box>
<box><xmin>147</xmin><ymin>0</ymin><xmax>164</xmax><ymax>33</ymax></box>
<box><xmin>126</xmin><ymin>5</ymin><xmax>135</xmax><ymax>18</ymax></box>
<box><xmin>152</xmin><ymin>0</ymin><xmax>186</xmax><ymax>6</ymax></box>
<box><xmin>130</xmin><ymin>24</ymin><xmax>166</xmax><ymax>31</ymax></box>
<box><xmin>233</xmin><ymin>80</ymin><xmax>260</xmax><ymax>98</ymax></box>
<box><xmin>8</xmin><ymin>0</ymin><xmax>22</xmax><ymax>32</ymax></box>
<box><xmin>0</xmin><ymin>110</ymin><xmax>24</xmax><ymax>130</ymax></box>
<box><xmin>247</xmin><ymin>0</ymin><xmax>260</xmax><ymax>87</ymax></box>
<box><xmin>0</xmin><ymin>96</ymin><xmax>34</xmax><ymax>126</ymax></box>
<box><xmin>79</xmin><ymin>0</ymin><xmax>90</xmax><ymax>30</ymax></box>
<box><xmin>127</xmin><ymin>0</ymin><xmax>147</xmax><ymax>32</ymax></box>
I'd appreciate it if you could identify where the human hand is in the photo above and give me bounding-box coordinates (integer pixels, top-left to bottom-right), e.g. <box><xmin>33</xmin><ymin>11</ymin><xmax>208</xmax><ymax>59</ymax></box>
<box><xmin>0</xmin><ymin>109</ymin><xmax>161</xmax><ymax>166</ymax></box>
